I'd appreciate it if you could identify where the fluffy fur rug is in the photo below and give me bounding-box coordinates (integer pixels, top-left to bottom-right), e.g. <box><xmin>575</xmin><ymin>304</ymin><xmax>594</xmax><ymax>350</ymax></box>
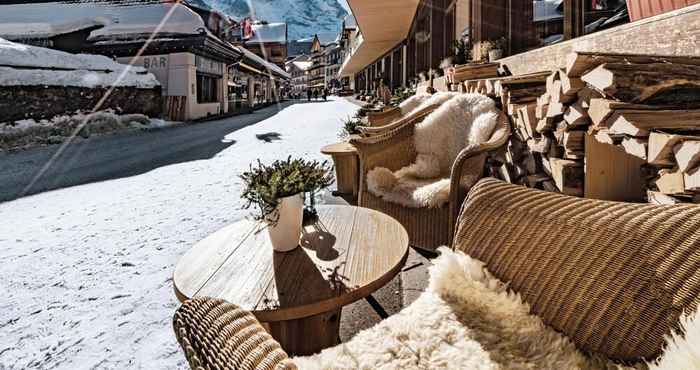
<box><xmin>292</xmin><ymin>248</ymin><xmax>645</xmax><ymax>370</ymax></box>
<box><xmin>366</xmin><ymin>93</ymin><xmax>498</xmax><ymax>208</ymax></box>
<box><xmin>398</xmin><ymin>93</ymin><xmax>432</xmax><ymax>115</ymax></box>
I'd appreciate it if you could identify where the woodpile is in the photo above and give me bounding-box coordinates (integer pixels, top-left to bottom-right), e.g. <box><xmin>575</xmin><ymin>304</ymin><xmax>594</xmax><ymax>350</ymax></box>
<box><xmin>468</xmin><ymin>51</ymin><xmax>700</xmax><ymax>204</ymax></box>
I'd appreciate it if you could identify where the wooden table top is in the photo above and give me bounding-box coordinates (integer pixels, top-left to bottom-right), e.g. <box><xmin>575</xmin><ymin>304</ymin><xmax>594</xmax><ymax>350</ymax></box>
<box><xmin>173</xmin><ymin>205</ymin><xmax>409</xmax><ymax>322</ymax></box>
<box><xmin>320</xmin><ymin>142</ymin><xmax>357</xmax><ymax>156</ymax></box>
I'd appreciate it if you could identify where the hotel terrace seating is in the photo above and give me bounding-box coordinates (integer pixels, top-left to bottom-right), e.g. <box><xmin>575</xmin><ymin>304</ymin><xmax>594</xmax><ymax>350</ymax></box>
<box><xmin>351</xmin><ymin>106</ymin><xmax>511</xmax><ymax>251</ymax></box>
<box><xmin>173</xmin><ymin>179</ymin><xmax>700</xmax><ymax>369</ymax></box>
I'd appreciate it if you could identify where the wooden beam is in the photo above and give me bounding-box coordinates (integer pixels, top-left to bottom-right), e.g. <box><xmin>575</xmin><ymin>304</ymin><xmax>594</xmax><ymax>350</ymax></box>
<box><xmin>563</xmin><ymin>0</ymin><xmax>584</xmax><ymax>41</ymax></box>
<box><xmin>566</xmin><ymin>52</ymin><xmax>700</xmax><ymax>78</ymax></box>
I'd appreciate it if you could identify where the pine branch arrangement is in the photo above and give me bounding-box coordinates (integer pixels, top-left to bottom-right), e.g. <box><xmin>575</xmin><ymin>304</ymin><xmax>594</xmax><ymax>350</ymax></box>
<box><xmin>240</xmin><ymin>156</ymin><xmax>334</xmax><ymax>223</ymax></box>
<box><xmin>339</xmin><ymin>116</ymin><xmax>366</xmax><ymax>138</ymax></box>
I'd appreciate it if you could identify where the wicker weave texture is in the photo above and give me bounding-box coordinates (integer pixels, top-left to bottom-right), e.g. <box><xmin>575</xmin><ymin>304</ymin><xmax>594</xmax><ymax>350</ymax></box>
<box><xmin>453</xmin><ymin>178</ymin><xmax>700</xmax><ymax>362</ymax></box>
<box><xmin>173</xmin><ymin>297</ymin><xmax>296</xmax><ymax>370</ymax></box>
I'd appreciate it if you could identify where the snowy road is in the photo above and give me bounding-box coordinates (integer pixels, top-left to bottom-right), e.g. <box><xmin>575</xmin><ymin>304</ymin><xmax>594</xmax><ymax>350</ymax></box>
<box><xmin>0</xmin><ymin>102</ymin><xmax>295</xmax><ymax>202</ymax></box>
<box><xmin>0</xmin><ymin>98</ymin><xmax>358</xmax><ymax>369</ymax></box>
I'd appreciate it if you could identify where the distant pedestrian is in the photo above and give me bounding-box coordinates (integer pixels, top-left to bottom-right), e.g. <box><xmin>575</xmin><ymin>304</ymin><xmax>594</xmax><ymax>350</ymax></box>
<box><xmin>306</xmin><ymin>89</ymin><xmax>312</xmax><ymax>102</ymax></box>
<box><xmin>322</xmin><ymin>88</ymin><xmax>328</xmax><ymax>101</ymax></box>
<box><xmin>313</xmin><ymin>89</ymin><xmax>319</xmax><ymax>101</ymax></box>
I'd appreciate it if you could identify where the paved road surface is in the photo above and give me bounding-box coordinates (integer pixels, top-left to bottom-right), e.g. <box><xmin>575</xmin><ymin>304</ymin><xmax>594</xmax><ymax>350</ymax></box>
<box><xmin>0</xmin><ymin>102</ymin><xmax>293</xmax><ymax>202</ymax></box>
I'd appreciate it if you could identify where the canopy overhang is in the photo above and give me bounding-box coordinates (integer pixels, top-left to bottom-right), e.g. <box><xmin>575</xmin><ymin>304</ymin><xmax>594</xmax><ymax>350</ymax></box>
<box><xmin>339</xmin><ymin>0</ymin><xmax>420</xmax><ymax>76</ymax></box>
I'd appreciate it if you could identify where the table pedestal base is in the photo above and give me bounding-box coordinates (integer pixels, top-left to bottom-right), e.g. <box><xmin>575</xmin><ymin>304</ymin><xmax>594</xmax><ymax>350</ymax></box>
<box><xmin>266</xmin><ymin>309</ymin><xmax>342</xmax><ymax>356</ymax></box>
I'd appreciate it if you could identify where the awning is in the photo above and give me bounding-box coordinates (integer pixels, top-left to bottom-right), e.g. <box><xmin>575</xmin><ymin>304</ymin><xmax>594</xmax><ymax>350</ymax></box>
<box><xmin>339</xmin><ymin>0</ymin><xmax>420</xmax><ymax>76</ymax></box>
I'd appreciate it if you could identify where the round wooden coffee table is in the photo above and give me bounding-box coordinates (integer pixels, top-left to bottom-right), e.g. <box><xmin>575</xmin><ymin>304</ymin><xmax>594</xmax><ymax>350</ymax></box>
<box><xmin>173</xmin><ymin>205</ymin><xmax>409</xmax><ymax>356</ymax></box>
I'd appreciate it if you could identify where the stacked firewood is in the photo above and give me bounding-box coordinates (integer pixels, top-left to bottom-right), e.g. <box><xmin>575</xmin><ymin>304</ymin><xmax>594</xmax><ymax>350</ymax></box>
<box><xmin>488</xmin><ymin>70</ymin><xmax>586</xmax><ymax>196</ymax></box>
<box><xmin>476</xmin><ymin>51</ymin><xmax>700</xmax><ymax>203</ymax></box>
<box><xmin>573</xmin><ymin>52</ymin><xmax>700</xmax><ymax>204</ymax></box>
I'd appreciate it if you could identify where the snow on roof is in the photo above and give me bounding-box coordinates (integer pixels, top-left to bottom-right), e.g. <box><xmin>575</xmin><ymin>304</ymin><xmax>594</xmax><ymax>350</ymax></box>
<box><xmin>247</xmin><ymin>22</ymin><xmax>287</xmax><ymax>44</ymax></box>
<box><xmin>0</xmin><ymin>37</ymin><xmax>158</xmax><ymax>88</ymax></box>
<box><xmin>0</xmin><ymin>37</ymin><xmax>145</xmax><ymax>73</ymax></box>
<box><xmin>0</xmin><ymin>2</ymin><xmax>207</xmax><ymax>42</ymax></box>
<box><xmin>533</xmin><ymin>0</ymin><xmax>564</xmax><ymax>22</ymax></box>
<box><xmin>292</xmin><ymin>61</ymin><xmax>312</xmax><ymax>71</ymax></box>
<box><xmin>235</xmin><ymin>45</ymin><xmax>290</xmax><ymax>79</ymax></box>
<box><xmin>0</xmin><ymin>66</ymin><xmax>160</xmax><ymax>88</ymax></box>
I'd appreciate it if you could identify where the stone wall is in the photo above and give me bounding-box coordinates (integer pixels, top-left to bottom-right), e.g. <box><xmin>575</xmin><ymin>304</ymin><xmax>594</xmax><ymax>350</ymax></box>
<box><xmin>498</xmin><ymin>4</ymin><xmax>700</xmax><ymax>75</ymax></box>
<box><xmin>0</xmin><ymin>86</ymin><xmax>163</xmax><ymax>122</ymax></box>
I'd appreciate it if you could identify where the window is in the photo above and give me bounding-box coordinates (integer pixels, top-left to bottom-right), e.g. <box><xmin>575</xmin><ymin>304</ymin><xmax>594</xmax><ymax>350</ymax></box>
<box><xmin>197</xmin><ymin>73</ymin><xmax>218</xmax><ymax>103</ymax></box>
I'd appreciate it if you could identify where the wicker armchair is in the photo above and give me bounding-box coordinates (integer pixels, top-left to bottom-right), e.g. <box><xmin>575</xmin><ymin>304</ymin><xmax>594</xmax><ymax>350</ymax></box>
<box><xmin>349</xmin><ymin>110</ymin><xmax>511</xmax><ymax>251</ymax></box>
<box><xmin>174</xmin><ymin>179</ymin><xmax>700</xmax><ymax>368</ymax></box>
<box><xmin>173</xmin><ymin>297</ymin><xmax>297</xmax><ymax>370</ymax></box>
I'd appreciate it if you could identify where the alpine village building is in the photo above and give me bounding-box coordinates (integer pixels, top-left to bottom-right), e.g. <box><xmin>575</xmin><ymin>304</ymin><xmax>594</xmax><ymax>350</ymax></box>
<box><xmin>0</xmin><ymin>0</ymin><xmax>290</xmax><ymax>121</ymax></box>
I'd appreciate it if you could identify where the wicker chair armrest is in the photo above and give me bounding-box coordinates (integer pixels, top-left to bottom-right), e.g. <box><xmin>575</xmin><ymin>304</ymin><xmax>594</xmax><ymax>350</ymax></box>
<box><xmin>366</xmin><ymin>106</ymin><xmax>402</xmax><ymax>126</ymax></box>
<box><xmin>174</xmin><ymin>297</ymin><xmax>296</xmax><ymax>370</ymax></box>
<box><xmin>448</xmin><ymin>111</ymin><xmax>511</xmax><ymax>245</ymax></box>
<box><xmin>350</xmin><ymin>123</ymin><xmax>418</xmax><ymax>204</ymax></box>
<box><xmin>359</xmin><ymin>103</ymin><xmax>441</xmax><ymax>136</ymax></box>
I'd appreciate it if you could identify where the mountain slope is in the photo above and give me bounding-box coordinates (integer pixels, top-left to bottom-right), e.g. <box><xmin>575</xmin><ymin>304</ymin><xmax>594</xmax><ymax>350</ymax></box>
<box><xmin>201</xmin><ymin>0</ymin><xmax>348</xmax><ymax>41</ymax></box>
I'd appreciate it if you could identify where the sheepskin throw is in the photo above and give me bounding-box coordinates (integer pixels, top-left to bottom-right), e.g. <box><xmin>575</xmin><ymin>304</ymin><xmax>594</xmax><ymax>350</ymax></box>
<box><xmin>648</xmin><ymin>307</ymin><xmax>700</xmax><ymax>369</ymax></box>
<box><xmin>293</xmin><ymin>248</ymin><xmax>642</xmax><ymax>370</ymax></box>
<box><xmin>367</xmin><ymin>93</ymin><xmax>498</xmax><ymax>208</ymax></box>
<box><xmin>398</xmin><ymin>93</ymin><xmax>432</xmax><ymax>115</ymax></box>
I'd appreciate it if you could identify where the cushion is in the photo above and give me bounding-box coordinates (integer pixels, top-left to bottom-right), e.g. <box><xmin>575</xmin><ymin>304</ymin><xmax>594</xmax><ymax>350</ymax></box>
<box><xmin>292</xmin><ymin>248</ymin><xmax>628</xmax><ymax>370</ymax></box>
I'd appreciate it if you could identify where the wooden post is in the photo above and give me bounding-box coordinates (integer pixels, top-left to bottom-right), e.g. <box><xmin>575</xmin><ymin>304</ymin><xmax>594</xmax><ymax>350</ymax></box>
<box><xmin>563</xmin><ymin>0</ymin><xmax>584</xmax><ymax>40</ymax></box>
<box><xmin>507</xmin><ymin>0</ymin><xmax>534</xmax><ymax>54</ymax></box>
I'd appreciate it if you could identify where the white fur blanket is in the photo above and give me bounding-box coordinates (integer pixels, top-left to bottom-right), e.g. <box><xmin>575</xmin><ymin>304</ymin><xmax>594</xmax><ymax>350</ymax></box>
<box><xmin>293</xmin><ymin>248</ymin><xmax>678</xmax><ymax>370</ymax></box>
<box><xmin>367</xmin><ymin>93</ymin><xmax>499</xmax><ymax>208</ymax></box>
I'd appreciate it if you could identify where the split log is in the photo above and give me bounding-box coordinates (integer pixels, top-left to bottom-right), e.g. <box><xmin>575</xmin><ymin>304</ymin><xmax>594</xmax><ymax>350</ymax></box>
<box><xmin>546</xmin><ymin>101</ymin><xmax>565</xmax><ymax>118</ymax></box>
<box><xmin>451</xmin><ymin>62</ymin><xmax>500</xmax><ymax>83</ymax></box>
<box><xmin>620</xmin><ymin>137</ymin><xmax>648</xmax><ymax>161</ymax></box>
<box><xmin>565</xmin><ymin>51</ymin><xmax>700</xmax><ymax>77</ymax></box>
<box><xmin>581</xmin><ymin>63</ymin><xmax>700</xmax><ymax>104</ymax></box>
<box><xmin>587</xmin><ymin>99</ymin><xmax>677</xmax><ymax>127</ymax></box>
<box><xmin>647</xmin><ymin>132</ymin><xmax>697</xmax><ymax>167</ymax></box>
<box><xmin>577</xmin><ymin>87</ymin><xmax>604</xmax><ymax>109</ymax></box>
<box><xmin>563</xmin><ymin>101</ymin><xmax>590</xmax><ymax>127</ymax></box>
<box><xmin>559</xmin><ymin>71</ymin><xmax>585</xmax><ymax>96</ymax></box>
<box><xmin>674</xmin><ymin>140</ymin><xmax>700</xmax><ymax>173</ymax></box>
<box><xmin>685</xmin><ymin>168</ymin><xmax>700</xmax><ymax>191</ymax></box>
<box><xmin>563</xmin><ymin>131</ymin><xmax>585</xmax><ymax>152</ymax></box>
<box><xmin>549</xmin><ymin>80</ymin><xmax>577</xmax><ymax>104</ymax></box>
<box><xmin>607</xmin><ymin>115</ymin><xmax>650</xmax><ymax>137</ymax></box>
<box><xmin>655</xmin><ymin>169</ymin><xmax>686</xmax><ymax>194</ymax></box>
<box><xmin>549</xmin><ymin>158</ymin><xmax>584</xmax><ymax>196</ymax></box>
<box><xmin>594</xmin><ymin>129</ymin><xmax>624</xmax><ymax>145</ymax></box>
<box><xmin>603</xmin><ymin>109</ymin><xmax>700</xmax><ymax>132</ymax></box>
<box><xmin>647</xmin><ymin>191</ymin><xmax>681</xmax><ymax>205</ymax></box>
<box><xmin>527</xmin><ymin>136</ymin><xmax>552</xmax><ymax>153</ymax></box>
<box><xmin>518</xmin><ymin>104</ymin><xmax>538</xmax><ymax>139</ymax></box>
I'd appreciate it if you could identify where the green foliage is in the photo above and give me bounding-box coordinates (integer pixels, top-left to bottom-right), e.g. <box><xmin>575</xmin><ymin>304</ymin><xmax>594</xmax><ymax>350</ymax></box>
<box><xmin>339</xmin><ymin>116</ymin><xmax>366</xmax><ymax>138</ymax></box>
<box><xmin>390</xmin><ymin>87</ymin><xmax>417</xmax><ymax>107</ymax></box>
<box><xmin>452</xmin><ymin>39</ymin><xmax>471</xmax><ymax>65</ymax></box>
<box><xmin>240</xmin><ymin>157</ymin><xmax>334</xmax><ymax>223</ymax></box>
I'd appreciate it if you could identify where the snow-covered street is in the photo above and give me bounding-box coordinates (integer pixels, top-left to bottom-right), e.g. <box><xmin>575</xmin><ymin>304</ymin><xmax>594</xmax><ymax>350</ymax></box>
<box><xmin>0</xmin><ymin>98</ymin><xmax>358</xmax><ymax>369</ymax></box>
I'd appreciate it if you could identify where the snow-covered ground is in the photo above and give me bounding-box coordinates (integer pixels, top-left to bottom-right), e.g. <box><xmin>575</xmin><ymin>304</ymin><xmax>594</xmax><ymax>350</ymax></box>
<box><xmin>0</xmin><ymin>98</ymin><xmax>357</xmax><ymax>369</ymax></box>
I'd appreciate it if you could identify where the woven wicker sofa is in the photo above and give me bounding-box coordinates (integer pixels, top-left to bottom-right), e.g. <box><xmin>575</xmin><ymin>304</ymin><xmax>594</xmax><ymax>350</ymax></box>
<box><xmin>173</xmin><ymin>178</ymin><xmax>700</xmax><ymax>369</ymax></box>
<box><xmin>350</xmin><ymin>110</ymin><xmax>511</xmax><ymax>251</ymax></box>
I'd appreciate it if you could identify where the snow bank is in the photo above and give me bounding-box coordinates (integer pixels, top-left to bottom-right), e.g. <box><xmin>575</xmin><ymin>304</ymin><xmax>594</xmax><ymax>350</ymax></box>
<box><xmin>0</xmin><ymin>110</ymin><xmax>175</xmax><ymax>151</ymax></box>
<box><xmin>0</xmin><ymin>98</ymin><xmax>359</xmax><ymax>369</ymax></box>
<box><xmin>0</xmin><ymin>38</ymin><xmax>145</xmax><ymax>72</ymax></box>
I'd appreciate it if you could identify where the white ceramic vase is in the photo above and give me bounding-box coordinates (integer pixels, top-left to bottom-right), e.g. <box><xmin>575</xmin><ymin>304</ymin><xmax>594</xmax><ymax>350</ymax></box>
<box><xmin>266</xmin><ymin>193</ymin><xmax>304</xmax><ymax>252</ymax></box>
